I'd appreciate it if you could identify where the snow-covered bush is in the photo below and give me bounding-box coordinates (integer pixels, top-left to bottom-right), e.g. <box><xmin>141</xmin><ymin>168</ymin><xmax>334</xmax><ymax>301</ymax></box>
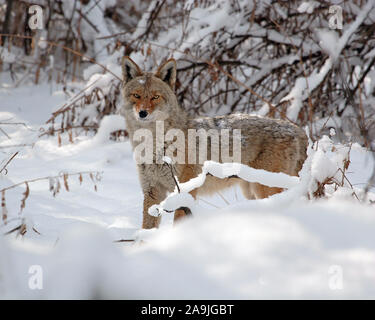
<box><xmin>1</xmin><ymin>1</ymin><xmax>374</xmax><ymax>146</ymax></box>
<box><xmin>31</xmin><ymin>0</ymin><xmax>374</xmax><ymax>147</ymax></box>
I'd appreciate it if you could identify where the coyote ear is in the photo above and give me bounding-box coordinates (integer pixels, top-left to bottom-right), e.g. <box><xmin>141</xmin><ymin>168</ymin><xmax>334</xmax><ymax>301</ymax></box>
<box><xmin>122</xmin><ymin>56</ymin><xmax>143</xmax><ymax>84</ymax></box>
<box><xmin>155</xmin><ymin>59</ymin><xmax>177</xmax><ymax>90</ymax></box>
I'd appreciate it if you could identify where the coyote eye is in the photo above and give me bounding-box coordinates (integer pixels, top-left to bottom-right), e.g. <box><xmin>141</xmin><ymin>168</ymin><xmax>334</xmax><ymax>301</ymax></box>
<box><xmin>151</xmin><ymin>95</ymin><xmax>159</xmax><ymax>100</ymax></box>
<box><xmin>132</xmin><ymin>93</ymin><xmax>141</xmax><ymax>99</ymax></box>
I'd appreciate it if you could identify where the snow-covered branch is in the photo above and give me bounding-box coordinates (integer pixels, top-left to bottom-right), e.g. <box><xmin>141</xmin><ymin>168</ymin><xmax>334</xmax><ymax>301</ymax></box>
<box><xmin>282</xmin><ymin>0</ymin><xmax>374</xmax><ymax>121</ymax></box>
<box><xmin>148</xmin><ymin>160</ymin><xmax>300</xmax><ymax>217</ymax></box>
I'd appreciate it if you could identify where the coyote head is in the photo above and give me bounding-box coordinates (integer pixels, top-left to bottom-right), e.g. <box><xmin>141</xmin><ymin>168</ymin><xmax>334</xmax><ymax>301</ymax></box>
<box><xmin>121</xmin><ymin>56</ymin><xmax>177</xmax><ymax>122</ymax></box>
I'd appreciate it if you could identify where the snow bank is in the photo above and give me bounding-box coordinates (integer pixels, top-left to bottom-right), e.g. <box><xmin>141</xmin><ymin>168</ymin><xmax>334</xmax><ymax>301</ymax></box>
<box><xmin>1</xmin><ymin>198</ymin><xmax>375</xmax><ymax>299</ymax></box>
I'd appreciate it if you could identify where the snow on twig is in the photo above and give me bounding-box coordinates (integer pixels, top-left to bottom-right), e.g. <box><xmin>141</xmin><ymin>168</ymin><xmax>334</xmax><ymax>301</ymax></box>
<box><xmin>281</xmin><ymin>0</ymin><xmax>374</xmax><ymax>121</ymax></box>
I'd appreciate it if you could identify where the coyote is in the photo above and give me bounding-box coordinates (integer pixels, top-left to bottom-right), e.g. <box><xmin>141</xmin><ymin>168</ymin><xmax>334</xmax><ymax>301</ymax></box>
<box><xmin>121</xmin><ymin>57</ymin><xmax>308</xmax><ymax>229</ymax></box>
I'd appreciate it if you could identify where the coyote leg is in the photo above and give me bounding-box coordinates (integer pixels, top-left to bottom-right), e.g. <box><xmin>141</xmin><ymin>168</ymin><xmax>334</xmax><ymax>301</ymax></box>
<box><xmin>173</xmin><ymin>189</ymin><xmax>196</xmax><ymax>224</ymax></box>
<box><xmin>142</xmin><ymin>187</ymin><xmax>164</xmax><ymax>229</ymax></box>
<box><xmin>174</xmin><ymin>165</ymin><xmax>197</xmax><ymax>224</ymax></box>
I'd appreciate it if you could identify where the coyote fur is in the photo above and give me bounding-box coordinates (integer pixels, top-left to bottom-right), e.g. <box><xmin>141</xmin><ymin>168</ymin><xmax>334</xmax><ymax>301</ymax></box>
<box><xmin>120</xmin><ymin>57</ymin><xmax>308</xmax><ymax>229</ymax></box>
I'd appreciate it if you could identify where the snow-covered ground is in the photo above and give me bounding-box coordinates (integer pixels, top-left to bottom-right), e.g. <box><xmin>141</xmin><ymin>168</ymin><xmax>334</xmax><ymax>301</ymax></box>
<box><xmin>0</xmin><ymin>83</ymin><xmax>375</xmax><ymax>299</ymax></box>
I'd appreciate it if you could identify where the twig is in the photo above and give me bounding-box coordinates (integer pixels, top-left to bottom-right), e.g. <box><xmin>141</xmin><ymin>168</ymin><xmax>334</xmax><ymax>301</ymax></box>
<box><xmin>164</xmin><ymin>159</ymin><xmax>180</xmax><ymax>193</ymax></box>
<box><xmin>0</xmin><ymin>127</ymin><xmax>11</xmax><ymax>139</ymax></box>
<box><xmin>0</xmin><ymin>151</ymin><xmax>18</xmax><ymax>175</ymax></box>
<box><xmin>0</xmin><ymin>170</ymin><xmax>101</xmax><ymax>193</ymax></box>
<box><xmin>197</xmin><ymin>197</ymin><xmax>221</xmax><ymax>209</ymax></box>
<box><xmin>337</xmin><ymin>167</ymin><xmax>360</xmax><ymax>201</ymax></box>
<box><xmin>0</xmin><ymin>144</ymin><xmax>33</xmax><ymax>149</ymax></box>
<box><xmin>113</xmin><ymin>239</ymin><xmax>136</xmax><ymax>243</ymax></box>
<box><xmin>45</xmin><ymin>77</ymin><xmax>102</xmax><ymax>124</ymax></box>
<box><xmin>77</xmin><ymin>8</ymin><xmax>99</xmax><ymax>33</ymax></box>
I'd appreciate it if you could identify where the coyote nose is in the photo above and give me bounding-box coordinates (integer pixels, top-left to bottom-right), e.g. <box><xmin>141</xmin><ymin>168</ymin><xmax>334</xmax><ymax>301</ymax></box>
<box><xmin>139</xmin><ymin>110</ymin><xmax>148</xmax><ymax>118</ymax></box>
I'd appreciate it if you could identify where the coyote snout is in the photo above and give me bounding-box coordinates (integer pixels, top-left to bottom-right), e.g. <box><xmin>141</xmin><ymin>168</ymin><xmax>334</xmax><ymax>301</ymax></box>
<box><xmin>138</xmin><ymin>110</ymin><xmax>148</xmax><ymax>119</ymax></box>
<box><xmin>121</xmin><ymin>56</ymin><xmax>308</xmax><ymax>229</ymax></box>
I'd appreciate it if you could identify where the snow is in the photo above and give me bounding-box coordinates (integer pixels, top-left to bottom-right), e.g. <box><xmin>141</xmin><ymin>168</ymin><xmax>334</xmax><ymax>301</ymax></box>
<box><xmin>0</xmin><ymin>48</ymin><xmax>16</xmax><ymax>64</ymax></box>
<box><xmin>162</xmin><ymin>156</ymin><xmax>172</xmax><ymax>164</ymax></box>
<box><xmin>91</xmin><ymin>115</ymin><xmax>126</xmax><ymax>145</ymax></box>
<box><xmin>297</xmin><ymin>1</ymin><xmax>320</xmax><ymax>14</ymax></box>
<box><xmin>282</xmin><ymin>58</ymin><xmax>333</xmax><ymax>121</ymax></box>
<box><xmin>2</xmin><ymin>198</ymin><xmax>375</xmax><ymax>299</ymax></box>
<box><xmin>311</xmin><ymin>149</ymin><xmax>337</xmax><ymax>183</ymax></box>
<box><xmin>316</xmin><ymin>29</ymin><xmax>340</xmax><ymax>59</ymax></box>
